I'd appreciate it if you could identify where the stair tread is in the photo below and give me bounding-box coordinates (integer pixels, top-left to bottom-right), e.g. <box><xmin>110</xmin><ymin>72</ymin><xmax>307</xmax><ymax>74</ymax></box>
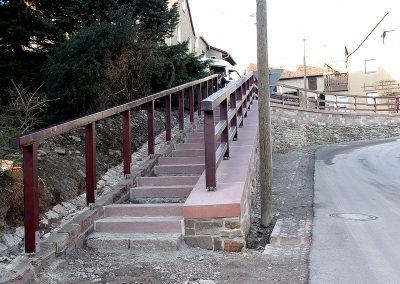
<box><xmin>97</xmin><ymin>216</ymin><xmax>184</xmax><ymax>222</ymax></box>
<box><xmin>105</xmin><ymin>203</ymin><xmax>183</xmax><ymax>208</ymax></box>
<box><xmin>132</xmin><ymin>185</ymin><xmax>193</xmax><ymax>189</ymax></box>
<box><xmin>88</xmin><ymin>232</ymin><xmax>182</xmax><ymax>240</ymax></box>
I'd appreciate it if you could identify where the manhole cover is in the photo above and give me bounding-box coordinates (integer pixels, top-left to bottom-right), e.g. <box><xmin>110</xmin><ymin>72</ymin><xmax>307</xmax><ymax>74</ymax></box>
<box><xmin>329</xmin><ymin>213</ymin><xmax>378</xmax><ymax>221</ymax></box>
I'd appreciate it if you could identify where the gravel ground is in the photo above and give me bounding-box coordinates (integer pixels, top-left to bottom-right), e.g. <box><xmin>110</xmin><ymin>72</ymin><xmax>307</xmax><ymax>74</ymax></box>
<box><xmin>37</xmin><ymin>147</ymin><xmax>316</xmax><ymax>284</ymax></box>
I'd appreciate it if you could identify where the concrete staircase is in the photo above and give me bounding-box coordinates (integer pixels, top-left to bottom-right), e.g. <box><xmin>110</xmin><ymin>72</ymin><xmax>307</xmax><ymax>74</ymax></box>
<box><xmin>87</xmin><ymin>125</ymin><xmax>205</xmax><ymax>251</ymax></box>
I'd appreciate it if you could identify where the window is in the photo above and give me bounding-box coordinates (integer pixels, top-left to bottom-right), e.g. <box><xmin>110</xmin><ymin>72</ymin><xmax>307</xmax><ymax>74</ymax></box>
<box><xmin>366</xmin><ymin>91</ymin><xmax>378</xmax><ymax>105</ymax></box>
<box><xmin>182</xmin><ymin>0</ymin><xmax>186</xmax><ymax>13</ymax></box>
<box><xmin>365</xmin><ymin>59</ymin><xmax>377</xmax><ymax>73</ymax></box>
<box><xmin>308</xmin><ymin>77</ymin><xmax>317</xmax><ymax>90</ymax></box>
<box><xmin>177</xmin><ymin>24</ymin><xmax>181</xmax><ymax>43</ymax></box>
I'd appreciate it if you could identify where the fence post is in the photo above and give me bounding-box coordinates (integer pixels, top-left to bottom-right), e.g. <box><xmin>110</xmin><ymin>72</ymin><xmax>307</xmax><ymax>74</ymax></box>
<box><xmin>220</xmin><ymin>98</ymin><xmax>229</xmax><ymax>159</ymax></box>
<box><xmin>397</xmin><ymin>98</ymin><xmax>399</xmax><ymax>113</ymax></box>
<box><xmin>242</xmin><ymin>84</ymin><xmax>248</xmax><ymax>117</ymax></box>
<box><xmin>197</xmin><ymin>83</ymin><xmax>202</xmax><ymax>115</ymax></box>
<box><xmin>206</xmin><ymin>80</ymin><xmax>209</xmax><ymax>98</ymax></box>
<box><xmin>85</xmin><ymin>123</ymin><xmax>96</xmax><ymax>205</ymax></box>
<box><xmin>147</xmin><ymin>101</ymin><xmax>155</xmax><ymax>155</ymax></box>
<box><xmin>354</xmin><ymin>96</ymin><xmax>357</xmax><ymax>112</ymax></box>
<box><xmin>230</xmin><ymin>90</ymin><xmax>238</xmax><ymax>140</ymax></box>
<box><xmin>237</xmin><ymin>87</ymin><xmax>244</xmax><ymax>127</ymax></box>
<box><xmin>189</xmin><ymin>86</ymin><xmax>194</xmax><ymax>123</ymax></box>
<box><xmin>374</xmin><ymin>97</ymin><xmax>377</xmax><ymax>113</ymax></box>
<box><xmin>179</xmin><ymin>90</ymin><xmax>184</xmax><ymax>130</ymax></box>
<box><xmin>297</xmin><ymin>89</ymin><xmax>301</xmax><ymax>107</ymax></box>
<box><xmin>204</xmin><ymin>110</ymin><xmax>216</xmax><ymax>190</ymax></box>
<box><xmin>122</xmin><ymin>110</ymin><xmax>131</xmax><ymax>175</ymax></box>
<box><xmin>165</xmin><ymin>95</ymin><xmax>171</xmax><ymax>142</ymax></box>
<box><xmin>23</xmin><ymin>144</ymin><xmax>39</xmax><ymax>253</ymax></box>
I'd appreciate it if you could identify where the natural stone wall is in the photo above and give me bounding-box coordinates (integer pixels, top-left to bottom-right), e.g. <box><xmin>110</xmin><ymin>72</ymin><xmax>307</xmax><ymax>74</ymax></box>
<box><xmin>271</xmin><ymin>104</ymin><xmax>400</xmax><ymax>151</ymax></box>
<box><xmin>184</xmin><ymin>133</ymin><xmax>260</xmax><ymax>252</ymax></box>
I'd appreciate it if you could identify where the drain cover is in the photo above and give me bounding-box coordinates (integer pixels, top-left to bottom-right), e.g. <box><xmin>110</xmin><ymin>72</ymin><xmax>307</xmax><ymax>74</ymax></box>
<box><xmin>329</xmin><ymin>213</ymin><xmax>378</xmax><ymax>221</ymax></box>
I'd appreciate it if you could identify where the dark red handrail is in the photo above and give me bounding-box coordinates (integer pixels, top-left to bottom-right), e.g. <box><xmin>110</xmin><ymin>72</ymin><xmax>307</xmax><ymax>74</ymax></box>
<box><xmin>9</xmin><ymin>74</ymin><xmax>218</xmax><ymax>253</ymax></box>
<box><xmin>201</xmin><ymin>72</ymin><xmax>257</xmax><ymax>190</ymax></box>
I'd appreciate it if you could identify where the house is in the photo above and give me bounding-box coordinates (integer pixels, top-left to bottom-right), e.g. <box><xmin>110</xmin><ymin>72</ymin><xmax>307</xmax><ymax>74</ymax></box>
<box><xmin>196</xmin><ymin>37</ymin><xmax>236</xmax><ymax>66</ymax></box>
<box><xmin>345</xmin><ymin>11</ymin><xmax>400</xmax><ymax>111</ymax></box>
<box><xmin>167</xmin><ymin>0</ymin><xmax>196</xmax><ymax>53</ymax></box>
<box><xmin>167</xmin><ymin>0</ymin><xmax>237</xmax><ymax>68</ymax></box>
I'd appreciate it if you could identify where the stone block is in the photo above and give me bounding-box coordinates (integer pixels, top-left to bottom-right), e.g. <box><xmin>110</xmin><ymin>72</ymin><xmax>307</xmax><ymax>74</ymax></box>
<box><xmin>43</xmin><ymin>232</ymin><xmax>69</xmax><ymax>254</ymax></box>
<box><xmin>224</xmin><ymin>219</ymin><xmax>240</xmax><ymax>229</ymax></box>
<box><xmin>184</xmin><ymin>235</ymin><xmax>213</xmax><ymax>250</ymax></box>
<box><xmin>69</xmin><ymin>210</ymin><xmax>96</xmax><ymax>233</ymax></box>
<box><xmin>195</xmin><ymin>221</ymin><xmax>223</xmax><ymax>235</ymax></box>
<box><xmin>30</xmin><ymin>242</ymin><xmax>56</xmax><ymax>271</ymax></box>
<box><xmin>220</xmin><ymin>229</ymin><xmax>243</xmax><ymax>238</ymax></box>
<box><xmin>223</xmin><ymin>239</ymin><xmax>245</xmax><ymax>252</ymax></box>
<box><xmin>58</xmin><ymin>224</ymin><xmax>81</xmax><ymax>241</ymax></box>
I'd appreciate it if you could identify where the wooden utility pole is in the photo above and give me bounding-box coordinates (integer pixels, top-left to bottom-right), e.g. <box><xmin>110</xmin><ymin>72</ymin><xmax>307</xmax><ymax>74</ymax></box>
<box><xmin>256</xmin><ymin>0</ymin><xmax>272</xmax><ymax>227</ymax></box>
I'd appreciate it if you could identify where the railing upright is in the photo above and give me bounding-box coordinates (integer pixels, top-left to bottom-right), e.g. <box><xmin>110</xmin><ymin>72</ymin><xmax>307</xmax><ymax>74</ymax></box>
<box><xmin>165</xmin><ymin>95</ymin><xmax>172</xmax><ymax>142</ymax></box>
<box><xmin>189</xmin><ymin>86</ymin><xmax>194</xmax><ymax>123</ymax></box>
<box><xmin>122</xmin><ymin>110</ymin><xmax>131</xmax><ymax>175</ymax></box>
<box><xmin>197</xmin><ymin>83</ymin><xmax>202</xmax><ymax>115</ymax></box>
<box><xmin>179</xmin><ymin>90</ymin><xmax>184</xmax><ymax>130</ymax></box>
<box><xmin>85</xmin><ymin>123</ymin><xmax>96</xmax><ymax>205</ymax></box>
<box><xmin>23</xmin><ymin>144</ymin><xmax>39</xmax><ymax>253</ymax></box>
<box><xmin>204</xmin><ymin>109</ymin><xmax>216</xmax><ymax>190</ymax></box>
<box><xmin>147</xmin><ymin>101</ymin><xmax>155</xmax><ymax>155</ymax></box>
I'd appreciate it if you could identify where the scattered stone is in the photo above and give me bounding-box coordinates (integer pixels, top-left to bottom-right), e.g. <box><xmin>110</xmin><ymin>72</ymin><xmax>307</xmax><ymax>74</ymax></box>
<box><xmin>45</xmin><ymin>210</ymin><xmax>59</xmax><ymax>220</ymax></box>
<box><xmin>198</xmin><ymin>256</ymin><xmax>205</xmax><ymax>261</ymax></box>
<box><xmin>55</xmin><ymin>147</ymin><xmax>66</xmax><ymax>155</ymax></box>
<box><xmin>0</xmin><ymin>243</ymin><xmax>7</xmax><ymax>253</ymax></box>
<box><xmin>78</xmin><ymin>170</ymin><xmax>85</xmax><ymax>178</ymax></box>
<box><xmin>40</xmin><ymin>218</ymin><xmax>49</xmax><ymax>226</ymax></box>
<box><xmin>15</xmin><ymin>227</ymin><xmax>24</xmax><ymax>239</ymax></box>
<box><xmin>0</xmin><ymin>256</ymin><xmax>11</xmax><ymax>263</ymax></box>
<box><xmin>2</xmin><ymin>234</ymin><xmax>21</xmax><ymax>247</ymax></box>
<box><xmin>97</xmin><ymin>180</ymin><xmax>106</xmax><ymax>188</ymax></box>
<box><xmin>37</xmin><ymin>150</ymin><xmax>48</xmax><ymax>156</ymax></box>
<box><xmin>69</xmin><ymin>136</ymin><xmax>82</xmax><ymax>142</ymax></box>
<box><xmin>52</xmin><ymin>204</ymin><xmax>66</xmax><ymax>216</ymax></box>
<box><xmin>75</xmin><ymin>150</ymin><xmax>82</xmax><ymax>155</ymax></box>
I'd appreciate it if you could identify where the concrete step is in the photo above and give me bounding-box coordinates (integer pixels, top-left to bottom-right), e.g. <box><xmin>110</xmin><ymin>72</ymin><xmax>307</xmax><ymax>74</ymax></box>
<box><xmin>187</xmin><ymin>132</ymin><xmax>204</xmax><ymax>139</ymax></box>
<box><xmin>154</xmin><ymin>164</ymin><xmax>204</xmax><ymax>176</ymax></box>
<box><xmin>94</xmin><ymin>216</ymin><xmax>184</xmax><ymax>233</ymax></box>
<box><xmin>158</xmin><ymin>156</ymin><xmax>204</xmax><ymax>165</ymax></box>
<box><xmin>136</xmin><ymin>176</ymin><xmax>199</xmax><ymax>187</ymax></box>
<box><xmin>86</xmin><ymin>232</ymin><xmax>182</xmax><ymax>252</ymax></box>
<box><xmin>172</xmin><ymin>149</ymin><xmax>205</xmax><ymax>157</ymax></box>
<box><xmin>104</xmin><ymin>203</ymin><xmax>183</xmax><ymax>217</ymax></box>
<box><xmin>184</xmin><ymin>137</ymin><xmax>204</xmax><ymax>144</ymax></box>
<box><xmin>130</xmin><ymin>185</ymin><xmax>193</xmax><ymax>199</ymax></box>
<box><xmin>175</xmin><ymin>143</ymin><xmax>205</xmax><ymax>150</ymax></box>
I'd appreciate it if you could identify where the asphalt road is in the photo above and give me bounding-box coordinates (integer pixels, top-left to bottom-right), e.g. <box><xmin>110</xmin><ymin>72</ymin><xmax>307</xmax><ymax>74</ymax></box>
<box><xmin>310</xmin><ymin>138</ymin><xmax>400</xmax><ymax>284</ymax></box>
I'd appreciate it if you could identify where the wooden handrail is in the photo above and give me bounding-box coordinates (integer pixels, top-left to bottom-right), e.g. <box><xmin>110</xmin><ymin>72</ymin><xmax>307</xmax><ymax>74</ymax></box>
<box><xmin>9</xmin><ymin>74</ymin><xmax>218</xmax><ymax>253</ymax></box>
<box><xmin>202</xmin><ymin>72</ymin><xmax>257</xmax><ymax>190</ymax></box>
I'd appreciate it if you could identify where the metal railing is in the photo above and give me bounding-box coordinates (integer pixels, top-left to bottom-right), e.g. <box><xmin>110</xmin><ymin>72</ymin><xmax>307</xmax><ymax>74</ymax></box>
<box><xmin>324</xmin><ymin>72</ymin><xmax>348</xmax><ymax>92</ymax></box>
<box><xmin>276</xmin><ymin>84</ymin><xmax>400</xmax><ymax>113</ymax></box>
<box><xmin>9</xmin><ymin>74</ymin><xmax>218</xmax><ymax>253</ymax></box>
<box><xmin>202</xmin><ymin>72</ymin><xmax>257</xmax><ymax>190</ymax></box>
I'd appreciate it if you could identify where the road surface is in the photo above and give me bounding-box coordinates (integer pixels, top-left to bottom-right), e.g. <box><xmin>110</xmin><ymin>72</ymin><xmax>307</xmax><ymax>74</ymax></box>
<box><xmin>310</xmin><ymin>138</ymin><xmax>400</xmax><ymax>283</ymax></box>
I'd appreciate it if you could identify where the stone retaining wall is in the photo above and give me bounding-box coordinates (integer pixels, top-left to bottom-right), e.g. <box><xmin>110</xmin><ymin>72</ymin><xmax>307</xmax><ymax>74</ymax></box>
<box><xmin>271</xmin><ymin>104</ymin><xmax>400</xmax><ymax>151</ymax></box>
<box><xmin>184</xmin><ymin>132</ymin><xmax>260</xmax><ymax>252</ymax></box>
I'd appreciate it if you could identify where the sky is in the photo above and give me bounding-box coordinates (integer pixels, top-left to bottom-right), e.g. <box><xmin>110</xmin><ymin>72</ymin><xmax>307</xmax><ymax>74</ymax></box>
<box><xmin>189</xmin><ymin>0</ymin><xmax>398</xmax><ymax>72</ymax></box>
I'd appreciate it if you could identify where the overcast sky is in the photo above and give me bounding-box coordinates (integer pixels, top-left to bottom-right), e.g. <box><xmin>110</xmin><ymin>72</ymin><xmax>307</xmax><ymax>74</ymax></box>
<box><xmin>190</xmin><ymin>0</ymin><xmax>398</xmax><ymax>72</ymax></box>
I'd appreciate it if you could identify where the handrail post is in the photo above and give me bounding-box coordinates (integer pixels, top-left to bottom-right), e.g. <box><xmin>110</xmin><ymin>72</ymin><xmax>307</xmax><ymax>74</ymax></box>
<box><xmin>220</xmin><ymin>98</ymin><xmax>229</xmax><ymax>159</ymax></box>
<box><xmin>122</xmin><ymin>110</ymin><xmax>131</xmax><ymax>175</ymax></box>
<box><xmin>397</xmin><ymin>98</ymin><xmax>399</xmax><ymax>113</ymax></box>
<box><xmin>23</xmin><ymin>144</ymin><xmax>39</xmax><ymax>253</ymax></box>
<box><xmin>354</xmin><ymin>96</ymin><xmax>357</xmax><ymax>112</ymax></box>
<box><xmin>214</xmin><ymin>77</ymin><xmax>218</xmax><ymax>92</ymax></box>
<box><xmin>165</xmin><ymin>95</ymin><xmax>171</xmax><ymax>142</ymax></box>
<box><xmin>85</xmin><ymin>122</ymin><xmax>96</xmax><ymax>205</ymax></box>
<box><xmin>197</xmin><ymin>83</ymin><xmax>202</xmax><ymax>115</ymax></box>
<box><xmin>335</xmin><ymin>95</ymin><xmax>338</xmax><ymax>111</ymax></box>
<box><xmin>204</xmin><ymin>110</ymin><xmax>216</xmax><ymax>190</ymax></box>
<box><xmin>230</xmin><ymin>90</ymin><xmax>238</xmax><ymax>140</ymax></box>
<box><xmin>206</xmin><ymin>80</ymin><xmax>209</xmax><ymax>98</ymax></box>
<box><xmin>374</xmin><ymin>97</ymin><xmax>377</xmax><ymax>113</ymax></box>
<box><xmin>179</xmin><ymin>90</ymin><xmax>184</xmax><ymax>130</ymax></box>
<box><xmin>147</xmin><ymin>101</ymin><xmax>155</xmax><ymax>155</ymax></box>
<box><xmin>242</xmin><ymin>84</ymin><xmax>248</xmax><ymax>117</ymax></box>
<box><xmin>315</xmin><ymin>93</ymin><xmax>319</xmax><ymax>110</ymax></box>
<box><xmin>297</xmin><ymin>89</ymin><xmax>300</xmax><ymax>107</ymax></box>
<box><xmin>189</xmin><ymin>86</ymin><xmax>194</xmax><ymax>123</ymax></box>
<box><xmin>237</xmin><ymin>88</ymin><xmax>244</xmax><ymax>127</ymax></box>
